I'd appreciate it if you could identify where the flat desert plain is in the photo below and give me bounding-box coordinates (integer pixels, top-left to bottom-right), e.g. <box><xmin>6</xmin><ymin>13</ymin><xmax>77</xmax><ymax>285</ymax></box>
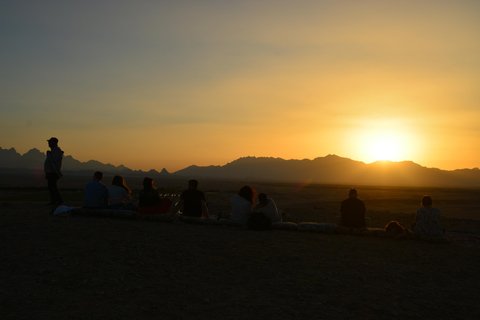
<box><xmin>1</xmin><ymin>172</ymin><xmax>480</xmax><ymax>319</ymax></box>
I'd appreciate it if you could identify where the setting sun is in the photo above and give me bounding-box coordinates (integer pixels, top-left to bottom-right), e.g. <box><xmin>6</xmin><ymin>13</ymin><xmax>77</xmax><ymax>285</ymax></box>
<box><xmin>369</xmin><ymin>136</ymin><xmax>402</xmax><ymax>161</ymax></box>
<box><xmin>350</xmin><ymin>122</ymin><xmax>414</xmax><ymax>164</ymax></box>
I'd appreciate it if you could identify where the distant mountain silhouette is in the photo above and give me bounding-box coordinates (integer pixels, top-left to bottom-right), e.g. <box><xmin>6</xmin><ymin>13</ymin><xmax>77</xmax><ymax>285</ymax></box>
<box><xmin>1</xmin><ymin>147</ymin><xmax>479</xmax><ymax>187</ymax></box>
<box><xmin>0</xmin><ymin>147</ymin><xmax>168</xmax><ymax>175</ymax></box>
<box><xmin>174</xmin><ymin>155</ymin><xmax>480</xmax><ymax>187</ymax></box>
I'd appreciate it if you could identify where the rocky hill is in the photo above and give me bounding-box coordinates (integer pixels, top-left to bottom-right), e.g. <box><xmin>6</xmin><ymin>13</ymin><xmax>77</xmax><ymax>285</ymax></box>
<box><xmin>2</xmin><ymin>147</ymin><xmax>480</xmax><ymax>187</ymax></box>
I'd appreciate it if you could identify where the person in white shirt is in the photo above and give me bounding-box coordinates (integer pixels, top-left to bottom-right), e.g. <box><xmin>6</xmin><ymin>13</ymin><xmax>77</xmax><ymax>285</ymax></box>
<box><xmin>229</xmin><ymin>185</ymin><xmax>256</xmax><ymax>224</ymax></box>
<box><xmin>254</xmin><ymin>193</ymin><xmax>281</xmax><ymax>223</ymax></box>
<box><xmin>108</xmin><ymin>175</ymin><xmax>136</xmax><ymax>211</ymax></box>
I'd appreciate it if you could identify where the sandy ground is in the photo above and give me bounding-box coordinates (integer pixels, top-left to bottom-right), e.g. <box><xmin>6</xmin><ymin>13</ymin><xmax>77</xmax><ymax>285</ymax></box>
<box><xmin>1</xmin><ymin>177</ymin><xmax>480</xmax><ymax>319</ymax></box>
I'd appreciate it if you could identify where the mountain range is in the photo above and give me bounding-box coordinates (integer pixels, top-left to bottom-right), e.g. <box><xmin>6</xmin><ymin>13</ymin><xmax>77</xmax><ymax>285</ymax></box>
<box><xmin>1</xmin><ymin>147</ymin><xmax>480</xmax><ymax>187</ymax></box>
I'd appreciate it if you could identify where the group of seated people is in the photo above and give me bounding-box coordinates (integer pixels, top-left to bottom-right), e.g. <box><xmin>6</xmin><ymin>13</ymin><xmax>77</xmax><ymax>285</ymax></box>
<box><xmin>338</xmin><ymin>188</ymin><xmax>444</xmax><ymax>238</ymax></box>
<box><xmin>82</xmin><ymin>172</ymin><xmax>445</xmax><ymax>237</ymax></box>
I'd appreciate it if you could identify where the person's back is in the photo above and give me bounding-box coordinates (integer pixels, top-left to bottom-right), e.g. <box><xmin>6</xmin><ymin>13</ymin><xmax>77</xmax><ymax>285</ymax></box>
<box><xmin>138</xmin><ymin>177</ymin><xmax>171</xmax><ymax>214</ymax></box>
<box><xmin>83</xmin><ymin>172</ymin><xmax>108</xmax><ymax>209</ymax></box>
<box><xmin>108</xmin><ymin>185</ymin><xmax>131</xmax><ymax>205</ymax></box>
<box><xmin>340</xmin><ymin>189</ymin><xmax>366</xmax><ymax>228</ymax></box>
<box><xmin>139</xmin><ymin>188</ymin><xmax>161</xmax><ymax>207</ymax></box>
<box><xmin>414</xmin><ymin>195</ymin><xmax>443</xmax><ymax>237</ymax></box>
<box><xmin>254</xmin><ymin>194</ymin><xmax>281</xmax><ymax>223</ymax></box>
<box><xmin>230</xmin><ymin>186</ymin><xmax>255</xmax><ymax>224</ymax></box>
<box><xmin>181</xmin><ymin>188</ymin><xmax>205</xmax><ymax>217</ymax></box>
<box><xmin>83</xmin><ymin>180</ymin><xmax>109</xmax><ymax>209</ymax></box>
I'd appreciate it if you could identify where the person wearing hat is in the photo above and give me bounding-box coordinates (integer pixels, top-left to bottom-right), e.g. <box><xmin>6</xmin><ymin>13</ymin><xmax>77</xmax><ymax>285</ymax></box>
<box><xmin>339</xmin><ymin>188</ymin><xmax>370</xmax><ymax>228</ymax></box>
<box><xmin>44</xmin><ymin>137</ymin><xmax>64</xmax><ymax>205</ymax></box>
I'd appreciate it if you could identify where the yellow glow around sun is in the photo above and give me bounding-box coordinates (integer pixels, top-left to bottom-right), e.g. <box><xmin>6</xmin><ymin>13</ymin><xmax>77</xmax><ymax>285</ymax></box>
<box><xmin>354</xmin><ymin>128</ymin><xmax>411</xmax><ymax>163</ymax></box>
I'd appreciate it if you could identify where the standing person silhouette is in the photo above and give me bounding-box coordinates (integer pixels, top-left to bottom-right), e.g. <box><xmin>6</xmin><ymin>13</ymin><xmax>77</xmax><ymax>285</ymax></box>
<box><xmin>44</xmin><ymin>137</ymin><xmax>64</xmax><ymax>205</ymax></box>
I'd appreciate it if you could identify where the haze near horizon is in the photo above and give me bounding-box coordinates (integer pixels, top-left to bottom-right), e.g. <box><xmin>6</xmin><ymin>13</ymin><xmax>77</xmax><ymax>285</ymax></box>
<box><xmin>1</xmin><ymin>1</ymin><xmax>479</xmax><ymax>172</ymax></box>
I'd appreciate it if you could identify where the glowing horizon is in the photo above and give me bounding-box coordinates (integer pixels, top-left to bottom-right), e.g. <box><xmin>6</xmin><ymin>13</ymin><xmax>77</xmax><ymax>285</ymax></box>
<box><xmin>1</xmin><ymin>1</ymin><xmax>479</xmax><ymax>173</ymax></box>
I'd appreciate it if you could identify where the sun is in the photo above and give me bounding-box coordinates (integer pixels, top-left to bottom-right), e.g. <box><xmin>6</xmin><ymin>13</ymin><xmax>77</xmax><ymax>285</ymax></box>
<box><xmin>369</xmin><ymin>136</ymin><xmax>402</xmax><ymax>161</ymax></box>
<box><xmin>355</xmin><ymin>129</ymin><xmax>409</xmax><ymax>163</ymax></box>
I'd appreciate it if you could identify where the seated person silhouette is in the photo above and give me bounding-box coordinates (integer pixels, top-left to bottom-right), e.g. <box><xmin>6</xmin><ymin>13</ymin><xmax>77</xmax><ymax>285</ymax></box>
<box><xmin>412</xmin><ymin>195</ymin><xmax>444</xmax><ymax>237</ymax></box>
<box><xmin>82</xmin><ymin>171</ymin><xmax>109</xmax><ymax>209</ymax></box>
<box><xmin>230</xmin><ymin>185</ymin><xmax>256</xmax><ymax>224</ymax></box>
<box><xmin>138</xmin><ymin>177</ymin><xmax>171</xmax><ymax>214</ymax></box>
<box><xmin>108</xmin><ymin>175</ymin><xmax>137</xmax><ymax>211</ymax></box>
<box><xmin>254</xmin><ymin>193</ymin><xmax>281</xmax><ymax>223</ymax></box>
<box><xmin>338</xmin><ymin>188</ymin><xmax>370</xmax><ymax>228</ymax></box>
<box><xmin>175</xmin><ymin>179</ymin><xmax>210</xmax><ymax>218</ymax></box>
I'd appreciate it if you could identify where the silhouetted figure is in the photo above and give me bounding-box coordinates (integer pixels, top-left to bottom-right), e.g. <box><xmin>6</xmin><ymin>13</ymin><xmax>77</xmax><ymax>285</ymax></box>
<box><xmin>230</xmin><ymin>185</ymin><xmax>256</xmax><ymax>224</ymax></box>
<box><xmin>108</xmin><ymin>175</ymin><xmax>137</xmax><ymax>211</ymax></box>
<box><xmin>175</xmin><ymin>179</ymin><xmax>210</xmax><ymax>218</ymax></box>
<box><xmin>44</xmin><ymin>137</ymin><xmax>64</xmax><ymax>205</ymax></box>
<box><xmin>385</xmin><ymin>221</ymin><xmax>407</xmax><ymax>239</ymax></box>
<box><xmin>339</xmin><ymin>188</ymin><xmax>369</xmax><ymax>228</ymax></box>
<box><xmin>138</xmin><ymin>177</ymin><xmax>171</xmax><ymax>214</ymax></box>
<box><xmin>82</xmin><ymin>171</ymin><xmax>109</xmax><ymax>209</ymax></box>
<box><xmin>254</xmin><ymin>193</ymin><xmax>281</xmax><ymax>222</ymax></box>
<box><xmin>413</xmin><ymin>195</ymin><xmax>443</xmax><ymax>237</ymax></box>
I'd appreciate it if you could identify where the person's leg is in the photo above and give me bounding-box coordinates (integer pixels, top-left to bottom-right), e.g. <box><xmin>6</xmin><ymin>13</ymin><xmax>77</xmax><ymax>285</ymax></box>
<box><xmin>47</xmin><ymin>174</ymin><xmax>62</xmax><ymax>204</ymax></box>
<box><xmin>109</xmin><ymin>203</ymin><xmax>125</xmax><ymax>210</ymax></box>
<box><xmin>125</xmin><ymin>204</ymin><xmax>137</xmax><ymax>211</ymax></box>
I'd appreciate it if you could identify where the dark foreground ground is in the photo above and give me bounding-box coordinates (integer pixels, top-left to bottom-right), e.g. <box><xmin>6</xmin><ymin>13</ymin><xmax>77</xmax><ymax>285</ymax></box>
<box><xmin>1</xmin><ymin>175</ymin><xmax>480</xmax><ymax>319</ymax></box>
<box><xmin>1</xmin><ymin>202</ymin><xmax>480</xmax><ymax>319</ymax></box>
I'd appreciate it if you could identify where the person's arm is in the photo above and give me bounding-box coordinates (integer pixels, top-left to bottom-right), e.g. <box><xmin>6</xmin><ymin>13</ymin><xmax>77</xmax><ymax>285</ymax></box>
<box><xmin>201</xmin><ymin>200</ymin><xmax>210</xmax><ymax>219</ymax></box>
<box><xmin>103</xmin><ymin>187</ymin><xmax>109</xmax><ymax>207</ymax></box>
<box><xmin>173</xmin><ymin>199</ymin><xmax>184</xmax><ymax>213</ymax></box>
<box><xmin>123</xmin><ymin>189</ymin><xmax>131</xmax><ymax>202</ymax></box>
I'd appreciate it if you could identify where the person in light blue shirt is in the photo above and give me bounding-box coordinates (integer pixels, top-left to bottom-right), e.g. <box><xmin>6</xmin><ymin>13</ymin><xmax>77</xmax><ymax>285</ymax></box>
<box><xmin>82</xmin><ymin>171</ymin><xmax>109</xmax><ymax>209</ymax></box>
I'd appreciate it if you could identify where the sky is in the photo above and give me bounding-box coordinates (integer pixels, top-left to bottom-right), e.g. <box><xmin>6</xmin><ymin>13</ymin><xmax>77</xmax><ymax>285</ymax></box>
<box><xmin>1</xmin><ymin>0</ymin><xmax>479</xmax><ymax>172</ymax></box>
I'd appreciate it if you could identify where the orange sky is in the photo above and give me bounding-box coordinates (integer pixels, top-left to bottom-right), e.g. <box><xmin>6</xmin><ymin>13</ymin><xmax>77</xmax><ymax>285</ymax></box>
<box><xmin>1</xmin><ymin>1</ymin><xmax>479</xmax><ymax>172</ymax></box>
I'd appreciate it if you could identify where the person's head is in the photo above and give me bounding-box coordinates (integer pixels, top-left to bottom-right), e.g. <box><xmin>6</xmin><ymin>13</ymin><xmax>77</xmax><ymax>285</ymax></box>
<box><xmin>348</xmin><ymin>188</ymin><xmax>358</xmax><ymax>198</ymax></box>
<box><xmin>112</xmin><ymin>175</ymin><xmax>125</xmax><ymax>186</ymax></box>
<box><xmin>258</xmin><ymin>193</ymin><xmax>268</xmax><ymax>205</ymax></box>
<box><xmin>143</xmin><ymin>177</ymin><xmax>154</xmax><ymax>190</ymax></box>
<box><xmin>385</xmin><ymin>221</ymin><xmax>404</xmax><ymax>234</ymax></box>
<box><xmin>421</xmin><ymin>195</ymin><xmax>433</xmax><ymax>207</ymax></box>
<box><xmin>93</xmin><ymin>171</ymin><xmax>104</xmax><ymax>181</ymax></box>
<box><xmin>47</xmin><ymin>137</ymin><xmax>58</xmax><ymax>148</ymax></box>
<box><xmin>112</xmin><ymin>175</ymin><xmax>130</xmax><ymax>193</ymax></box>
<box><xmin>239</xmin><ymin>185</ymin><xmax>256</xmax><ymax>203</ymax></box>
<box><xmin>188</xmin><ymin>179</ymin><xmax>198</xmax><ymax>190</ymax></box>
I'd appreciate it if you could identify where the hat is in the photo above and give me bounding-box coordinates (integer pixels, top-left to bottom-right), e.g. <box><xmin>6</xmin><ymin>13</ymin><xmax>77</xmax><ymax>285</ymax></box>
<box><xmin>47</xmin><ymin>137</ymin><xmax>59</xmax><ymax>143</ymax></box>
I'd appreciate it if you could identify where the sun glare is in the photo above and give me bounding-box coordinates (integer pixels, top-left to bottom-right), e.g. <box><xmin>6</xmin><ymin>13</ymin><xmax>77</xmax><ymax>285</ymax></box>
<box><xmin>369</xmin><ymin>136</ymin><xmax>401</xmax><ymax>161</ymax></box>
<box><xmin>354</xmin><ymin>127</ymin><xmax>410</xmax><ymax>163</ymax></box>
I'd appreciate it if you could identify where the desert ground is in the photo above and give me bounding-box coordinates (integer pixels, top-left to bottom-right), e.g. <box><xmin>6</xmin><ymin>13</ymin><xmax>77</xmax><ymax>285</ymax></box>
<box><xmin>1</xmin><ymin>172</ymin><xmax>479</xmax><ymax>319</ymax></box>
